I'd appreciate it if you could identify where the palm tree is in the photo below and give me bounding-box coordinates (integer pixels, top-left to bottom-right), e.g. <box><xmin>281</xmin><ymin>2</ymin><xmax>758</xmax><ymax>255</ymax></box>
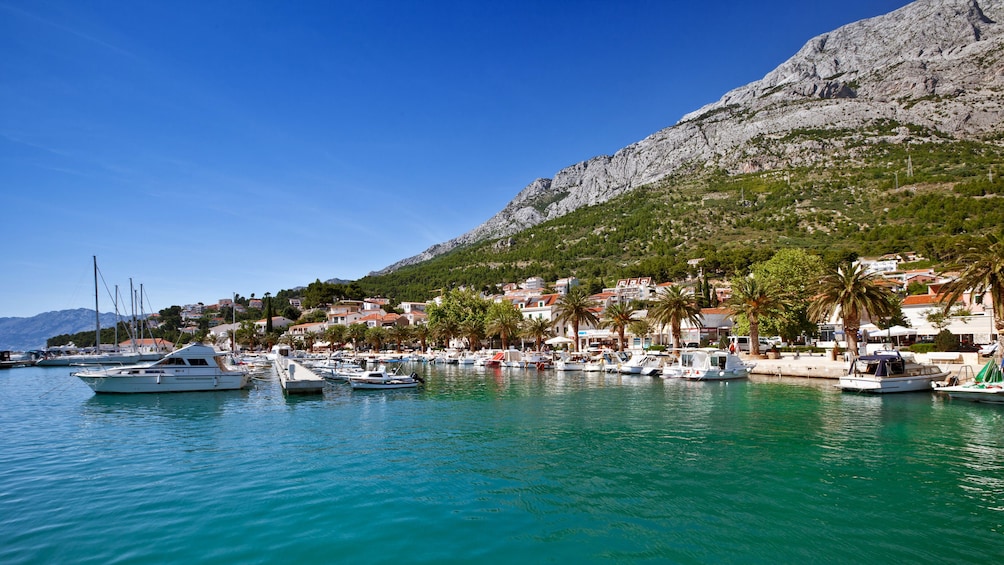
<box><xmin>728</xmin><ymin>275</ymin><xmax>791</xmax><ymax>356</ymax></box>
<box><xmin>600</xmin><ymin>302</ymin><xmax>635</xmax><ymax>351</ymax></box>
<box><xmin>807</xmin><ymin>262</ymin><xmax>895</xmax><ymax>357</ymax></box>
<box><xmin>236</xmin><ymin>320</ymin><xmax>260</xmax><ymax>351</ymax></box>
<box><xmin>365</xmin><ymin>326</ymin><xmax>387</xmax><ymax>351</ymax></box>
<box><xmin>940</xmin><ymin>231</ymin><xmax>1004</xmax><ymax>359</ymax></box>
<box><xmin>485</xmin><ymin>301</ymin><xmax>523</xmax><ymax>350</ymax></box>
<box><xmin>553</xmin><ymin>286</ymin><xmax>599</xmax><ymax>352</ymax></box>
<box><xmin>429</xmin><ymin>317</ymin><xmax>459</xmax><ymax>349</ymax></box>
<box><xmin>324</xmin><ymin>324</ymin><xmax>346</xmax><ymax>352</ymax></box>
<box><xmin>458</xmin><ymin>318</ymin><xmax>485</xmax><ymax>351</ymax></box>
<box><xmin>521</xmin><ymin>317</ymin><xmax>554</xmax><ymax>351</ymax></box>
<box><xmin>347</xmin><ymin>323</ymin><xmax>368</xmax><ymax>351</ymax></box>
<box><xmin>303</xmin><ymin>331</ymin><xmax>317</xmax><ymax>352</ymax></box>
<box><xmin>412</xmin><ymin>324</ymin><xmax>430</xmax><ymax>352</ymax></box>
<box><xmin>648</xmin><ymin>285</ymin><xmax>702</xmax><ymax>349</ymax></box>
<box><xmin>386</xmin><ymin>324</ymin><xmax>412</xmax><ymax>352</ymax></box>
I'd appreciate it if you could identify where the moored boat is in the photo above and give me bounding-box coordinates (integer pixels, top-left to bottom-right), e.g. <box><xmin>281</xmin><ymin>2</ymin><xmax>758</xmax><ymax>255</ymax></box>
<box><xmin>681</xmin><ymin>349</ymin><xmax>751</xmax><ymax>381</ymax></box>
<box><xmin>74</xmin><ymin>343</ymin><xmax>250</xmax><ymax>394</ymax></box>
<box><xmin>838</xmin><ymin>351</ymin><xmax>948</xmax><ymax>393</ymax></box>
<box><xmin>935</xmin><ymin>359</ymin><xmax>1004</xmax><ymax>403</ymax></box>
<box><xmin>555</xmin><ymin>352</ymin><xmax>588</xmax><ymax>371</ymax></box>
<box><xmin>661</xmin><ymin>348</ymin><xmax>750</xmax><ymax>380</ymax></box>
<box><xmin>347</xmin><ymin>366</ymin><xmax>424</xmax><ymax>390</ymax></box>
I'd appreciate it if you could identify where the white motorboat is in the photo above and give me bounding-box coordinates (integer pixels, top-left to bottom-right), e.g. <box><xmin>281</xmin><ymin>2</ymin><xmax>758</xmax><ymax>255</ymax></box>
<box><xmin>639</xmin><ymin>353</ymin><xmax>669</xmax><ymax>376</ymax></box>
<box><xmin>555</xmin><ymin>352</ymin><xmax>588</xmax><ymax>371</ymax></box>
<box><xmin>74</xmin><ymin>343</ymin><xmax>250</xmax><ymax>394</ymax></box>
<box><xmin>522</xmin><ymin>351</ymin><xmax>553</xmax><ymax>370</ymax></box>
<box><xmin>615</xmin><ymin>351</ymin><xmax>666</xmax><ymax>375</ymax></box>
<box><xmin>583</xmin><ymin>353</ymin><xmax>611</xmax><ymax>373</ymax></box>
<box><xmin>838</xmin><ymin>351</ymin><xmax>949</xmax><ymax>393</ymax></box>
<box><xmin>347</xmin><ymin>366</ymin><xmax>424</xmax><ymax>390</ymax></box>
<box><xmin>661</xmin><ymin>349</ymin><xmax>749</xmax><ymax>381</ymax></box>
<box><xmin>935</xmin><ymin>360</ymin><xmax>1004</xmax><ymax>403</ymax></box>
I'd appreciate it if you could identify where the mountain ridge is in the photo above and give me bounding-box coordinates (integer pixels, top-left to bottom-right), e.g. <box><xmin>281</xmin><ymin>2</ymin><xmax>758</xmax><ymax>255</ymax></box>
<box><xmin>375</xmin><ymin>0</ymin><xmax>1004</xmax><ymax>275</ymax></box>
<box><xmin>0</xmin><ymin>309</ymin><xmax>124</xmax><ymax>351</ymax></box>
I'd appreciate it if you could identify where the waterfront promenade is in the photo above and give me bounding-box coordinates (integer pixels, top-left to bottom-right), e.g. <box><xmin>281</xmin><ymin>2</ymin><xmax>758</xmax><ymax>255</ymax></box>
<box><xmin>747</xmin><ymin>351</ymin><xmax>981</xmax><ymax>380</ymax></box>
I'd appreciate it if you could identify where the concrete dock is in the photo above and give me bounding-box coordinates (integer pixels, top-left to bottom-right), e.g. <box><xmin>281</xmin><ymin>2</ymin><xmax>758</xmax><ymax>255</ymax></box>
<box><xmin>272</xmin><ymin>357</ymin><xmax>326</xmax><ymax>394</ymax></box>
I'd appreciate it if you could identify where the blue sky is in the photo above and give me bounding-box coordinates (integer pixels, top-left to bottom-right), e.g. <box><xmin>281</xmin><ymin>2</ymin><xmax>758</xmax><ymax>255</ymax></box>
<box><xmin>1</xmin><ymin>0</ymin><xmax>911</xmax><ymax>318</ymax></box>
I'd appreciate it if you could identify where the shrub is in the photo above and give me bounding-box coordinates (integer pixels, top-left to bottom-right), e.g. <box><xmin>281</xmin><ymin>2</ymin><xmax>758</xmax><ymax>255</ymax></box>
<box><xmin>934</xmin><ymin>330</ymin><xmax>960</xmax><ymax>352</ymax></box>
<box><xmin>908</xmin><ymin>343</ymin><xmax>937</xmax><ymax>354</ymax></box>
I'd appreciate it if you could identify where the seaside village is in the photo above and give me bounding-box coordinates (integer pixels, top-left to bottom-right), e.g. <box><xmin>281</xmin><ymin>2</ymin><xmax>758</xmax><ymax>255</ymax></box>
<box><xmin>24</xmin><ymin>250</ymin><xmax>1001</xmax><ymax>397</ymax></box>
<box><xmin>175</xmin><ymin>252</ymin><xmax>990</xmax><ymax>362</ymax></box>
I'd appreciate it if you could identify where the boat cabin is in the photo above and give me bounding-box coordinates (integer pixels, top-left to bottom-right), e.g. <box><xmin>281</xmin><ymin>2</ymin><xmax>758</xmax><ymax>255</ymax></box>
<box><xmin>851</xmin><ymin>352</ymin><xmax>906</xmax><ymax>377</ymax></box>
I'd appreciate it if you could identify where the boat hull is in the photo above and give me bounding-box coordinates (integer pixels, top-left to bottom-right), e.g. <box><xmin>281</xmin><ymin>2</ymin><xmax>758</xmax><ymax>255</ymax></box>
<box><xmin>938</xmin><ymin>384</ymin><xmax>1004</xmax><ymax>403</ymax></box>
<box><xmin>684</xmin><ymin>368</ymin><xmax>749</xmax><ymax>381</ymax></box>
<box><xmin>349</xmin><ymin>381</ymin><xmax>419</xmax><ymax>389</ymax></box>
<box><xmin>76</xmin><ymin>373</ymin><xmax>249</xmax><ymax>393</ymax></box>
<box><xmin>838</xmin><ymin>373</ymin><xmax>946</xmax><ymax>393</ymax></box>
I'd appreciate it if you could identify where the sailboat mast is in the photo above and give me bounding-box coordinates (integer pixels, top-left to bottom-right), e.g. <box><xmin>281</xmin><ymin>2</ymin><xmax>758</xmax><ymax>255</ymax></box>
<box><xmin>140</xmin><ymin>283</ymin><xmax>146</xmax><ymax>344</ymax></box>
<box><xmin>130</xmin><ymin>279</ymin><xmax>138</xmax><ymax>353</ymax></box>
<box><xmin>93</xmin><ymin>256</ymin><xmax>100</xmax><ymax>351</ymax></box>
<box><xmin>114</xmin><ymin>284</ymin><xmax>119</xmax><ymax>352</ymax></box>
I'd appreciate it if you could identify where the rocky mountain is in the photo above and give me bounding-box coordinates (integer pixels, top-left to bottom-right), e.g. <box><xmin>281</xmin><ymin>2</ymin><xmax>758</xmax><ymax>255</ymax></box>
<box><xmin>376</xmin><ymin>0</ymin><xmax>1004</xmax><ymax>274</ymax></box>
<box><xmin>0</xmin><ymin>309</ymin><xmax>122</xmax><ymax>351</ymax></box>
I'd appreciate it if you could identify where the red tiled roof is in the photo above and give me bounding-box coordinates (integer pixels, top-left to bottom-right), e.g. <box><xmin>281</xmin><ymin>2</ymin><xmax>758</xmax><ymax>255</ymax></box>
<box><xmin>902</xmin><ymin>293</ymin><xmax>947</xmax><ymax>306</ymax></box>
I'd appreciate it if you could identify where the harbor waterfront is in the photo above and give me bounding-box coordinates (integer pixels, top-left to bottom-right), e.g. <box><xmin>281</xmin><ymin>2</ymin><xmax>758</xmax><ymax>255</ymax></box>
<box><xmin>2</xmin><ymin>362</ymin><xmax>1003</xmax><ymax>563</ymax></box>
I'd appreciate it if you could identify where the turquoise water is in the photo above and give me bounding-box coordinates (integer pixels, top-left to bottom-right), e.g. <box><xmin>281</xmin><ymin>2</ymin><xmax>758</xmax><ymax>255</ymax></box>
<box><xmin>2</xmin><ymin>364</ymin><xmax>1003</xmax><ymax>563</ymax></box>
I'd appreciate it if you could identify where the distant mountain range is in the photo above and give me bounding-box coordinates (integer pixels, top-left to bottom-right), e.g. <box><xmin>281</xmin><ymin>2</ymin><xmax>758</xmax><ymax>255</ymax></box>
<box><xmin>0</xmin><ymin>309</ymin><xmax>122</xmax><ymax>351</ymax></box>
<box><xmin>2</xmin><ymin>276</ymin><xmax>358</xmax><ymax>350</ymax></box>
<box><xmin>375</xmin><ymin>0</ymin><xmax>1004</xmax><ymax>274</ymax></box>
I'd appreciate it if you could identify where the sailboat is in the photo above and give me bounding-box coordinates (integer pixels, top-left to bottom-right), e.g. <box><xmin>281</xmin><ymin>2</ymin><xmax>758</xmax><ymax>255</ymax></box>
<box><xmin>37</xmin><ymin>257</ymin><xmax>155</xmax><ymax>366</ymax></box>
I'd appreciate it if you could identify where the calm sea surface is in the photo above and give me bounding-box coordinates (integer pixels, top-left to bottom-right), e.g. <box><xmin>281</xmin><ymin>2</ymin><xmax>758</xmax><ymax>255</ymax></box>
<box><xmin>2</xmin><ymin>363</ymin><xmax>1003</xmax><ymax>563</ymax></box>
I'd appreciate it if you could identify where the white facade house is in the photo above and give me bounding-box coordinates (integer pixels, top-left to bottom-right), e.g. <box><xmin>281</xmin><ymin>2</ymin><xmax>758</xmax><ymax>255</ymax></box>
<box><xmin>857</xmin><ymin>257</ymin><xmax>899</xmax><ymax>275</ymax></box>
<box><xmin>522</xmin><ymin>277</ymin><xmax>545</xmax><ymax>291</ymax></box>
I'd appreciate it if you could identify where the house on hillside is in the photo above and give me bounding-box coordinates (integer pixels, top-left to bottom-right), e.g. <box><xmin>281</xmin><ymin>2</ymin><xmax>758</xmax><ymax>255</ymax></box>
<box><xmin>254</xmin><ymin>317</ymin><xmax>293</xmax><ymax>331</ymax></box>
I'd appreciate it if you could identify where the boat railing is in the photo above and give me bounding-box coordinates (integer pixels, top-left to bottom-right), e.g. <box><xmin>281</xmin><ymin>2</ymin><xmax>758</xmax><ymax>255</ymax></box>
<box><xmin>955</xmin><ymin>364</ymin><xmax>974</xmax><ymax>385</ymax></box>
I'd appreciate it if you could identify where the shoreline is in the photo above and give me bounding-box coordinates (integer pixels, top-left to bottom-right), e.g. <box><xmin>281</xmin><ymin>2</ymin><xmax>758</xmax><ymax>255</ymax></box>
<box><xmin>745</xmin><ymin>351</ymin><xmax>982</xmax><ymax>380</ymax></box>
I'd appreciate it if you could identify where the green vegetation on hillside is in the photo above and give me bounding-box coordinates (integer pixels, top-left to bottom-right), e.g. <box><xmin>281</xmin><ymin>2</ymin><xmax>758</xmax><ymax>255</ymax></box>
<box><xmin>356</xmin><ymin>134</ymin><xmax>1004</xmax><ymax>301</ymax></box>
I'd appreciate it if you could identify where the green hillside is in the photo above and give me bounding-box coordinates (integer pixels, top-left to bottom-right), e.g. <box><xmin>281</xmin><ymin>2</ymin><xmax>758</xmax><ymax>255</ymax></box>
<box><xmin>357</xmin><ymin>131</ymin><xmax>1004</xmax><ymax>302</ymax></box>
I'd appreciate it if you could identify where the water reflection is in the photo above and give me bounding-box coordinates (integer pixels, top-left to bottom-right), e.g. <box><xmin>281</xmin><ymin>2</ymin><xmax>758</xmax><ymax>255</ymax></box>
<box><xmin>81</xmin><ymin>389</ymin><xmax>247</xmax><ymax>421</ymax></box>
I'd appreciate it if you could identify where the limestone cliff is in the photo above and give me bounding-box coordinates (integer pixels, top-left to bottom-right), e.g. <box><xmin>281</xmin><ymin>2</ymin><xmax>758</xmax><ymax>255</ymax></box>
<box><xmin>376</xmin><ymin>0</ymin><xmax>1004</xmax><ymax>274</ymax></box>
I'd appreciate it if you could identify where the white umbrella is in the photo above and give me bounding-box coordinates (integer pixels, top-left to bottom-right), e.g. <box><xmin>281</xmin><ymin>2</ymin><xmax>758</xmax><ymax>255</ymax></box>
<box><xmin>545</xmin><ymin>336</ymin><xmax>574</xmax><ymax>345</ymax></box>
<box><xmin>886</xmin><ymin>325</ymin><xmax>917</xmax><ymax>337</ymax></box>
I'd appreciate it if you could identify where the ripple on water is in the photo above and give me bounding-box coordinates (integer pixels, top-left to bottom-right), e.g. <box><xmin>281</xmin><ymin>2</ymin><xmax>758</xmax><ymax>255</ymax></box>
<box><xmin>3</xmin><ymin>366</ymin><xmax>1004</xmax><ymax>563</ymax></box>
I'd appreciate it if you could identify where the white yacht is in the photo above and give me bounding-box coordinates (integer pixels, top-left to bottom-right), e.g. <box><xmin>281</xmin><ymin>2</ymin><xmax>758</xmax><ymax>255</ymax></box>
<box><xmin>74</xmin><ymin>343</ymin><xmax>250</xmax><ymax>394</ymax></box>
